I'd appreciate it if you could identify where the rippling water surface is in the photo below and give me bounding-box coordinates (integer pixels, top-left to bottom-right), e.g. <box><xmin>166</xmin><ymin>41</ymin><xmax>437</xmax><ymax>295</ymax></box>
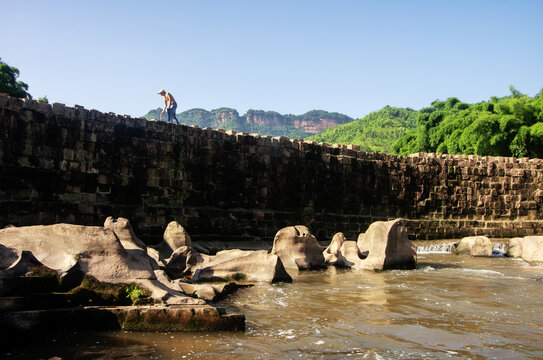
<box><xmin>6</xmin><ymin>253</ymin><xmax>543</xmax><ymax>359</ymax></box>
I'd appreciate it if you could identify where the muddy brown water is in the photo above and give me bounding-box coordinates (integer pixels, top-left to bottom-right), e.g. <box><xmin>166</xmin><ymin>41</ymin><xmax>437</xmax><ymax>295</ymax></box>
<box><xmin>5</xmin><ymin>251</ymin><xmax>543</xmax><ymax>359</ymax></box>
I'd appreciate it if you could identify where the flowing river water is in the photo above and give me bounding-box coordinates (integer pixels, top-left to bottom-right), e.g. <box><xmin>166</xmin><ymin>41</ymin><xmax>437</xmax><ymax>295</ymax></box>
<box><xmin>5</xmin><ymin>242</ymin><xmax>543</xmax><ymax>360</ymax></box>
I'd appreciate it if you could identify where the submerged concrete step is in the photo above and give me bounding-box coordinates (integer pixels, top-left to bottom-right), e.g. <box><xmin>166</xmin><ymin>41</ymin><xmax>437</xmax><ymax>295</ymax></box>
<box><xmin>0</xmin><ymin>277</ymin><xmax>60</xmax><ymax>296</ymax></box>
<box><xmin>0</xmin><ymin>293</ymin><xmax>75</xmax><ymax>312</ymax></box>
<box><xmin>0</xmin><ymin>305</ymin><xmax>245</xmax><ymax>332</ymax></box>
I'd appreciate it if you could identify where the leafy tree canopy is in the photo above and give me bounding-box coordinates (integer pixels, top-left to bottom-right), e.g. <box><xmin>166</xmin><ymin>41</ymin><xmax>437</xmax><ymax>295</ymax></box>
<box><xmin>392</xmin><ymin>87</ymin><xmax>543</xmax><ymax>158</ymax></box>
<box><xmin>0</xmin><ymin>58</ymin><xmax>31</xmax><ymax>99</ymax></box>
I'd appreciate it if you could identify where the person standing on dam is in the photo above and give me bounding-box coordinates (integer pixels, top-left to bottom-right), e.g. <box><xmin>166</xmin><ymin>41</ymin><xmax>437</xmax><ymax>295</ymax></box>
<box><xmin>158</xmin><ymin>89</ymin><xmax>180</xmax><ymax>124</ymax></box>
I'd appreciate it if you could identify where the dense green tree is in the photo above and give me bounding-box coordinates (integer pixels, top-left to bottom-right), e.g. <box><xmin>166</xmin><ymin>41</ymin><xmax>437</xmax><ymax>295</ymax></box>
<box><xmin>392</xmin><ymin>87</ymin><xmax>543</xmax><ymax>158</ymax></box>
<box><xmin>0</xmin><ymin>58</ymin><xmax>31</xmax><ymax>99</ymax></box>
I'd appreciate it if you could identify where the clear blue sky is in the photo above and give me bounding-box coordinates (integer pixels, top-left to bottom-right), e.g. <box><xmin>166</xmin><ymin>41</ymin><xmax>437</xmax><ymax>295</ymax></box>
<box><xmin>2</xmin><ymin>0</ymin><xmax>542</xmax><ymax>119</ymax></box>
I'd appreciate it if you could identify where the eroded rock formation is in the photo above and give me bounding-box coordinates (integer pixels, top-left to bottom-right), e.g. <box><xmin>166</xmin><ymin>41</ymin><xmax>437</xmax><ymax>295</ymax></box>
<box><xmin>147</xmin><ymin>221</ymin><xmax>292</xmax><ymax>284</ymax></box>
<box><xmin>0</xmin><ymin>219</ymin><xmax>204</xmax><ymax>306</ymax></box>
<box><xmin>355</xmin><ymin>219</ymin><xmax>417</xmax><ymax>270</ymax></box>
<box><xmin>271</xmin><ymin>225</ymin><xmax>326</xmax><ymax>270</ymax></box>
<box><xmin>0</xmin><ymin>223</ymin><xmax>156</xmax><ymax>282</ymax></box>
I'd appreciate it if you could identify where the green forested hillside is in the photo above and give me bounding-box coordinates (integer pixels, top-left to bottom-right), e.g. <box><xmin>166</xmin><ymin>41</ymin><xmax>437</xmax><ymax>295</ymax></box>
<box><xmin>392</xmin><ymin>87</ymin><xmax>543</xmax><ymax>158</ymax></box>
<box><xmin>308</xmin><ymin>106</ymin><xmax>419</xmax><ymax>152</ymax></box>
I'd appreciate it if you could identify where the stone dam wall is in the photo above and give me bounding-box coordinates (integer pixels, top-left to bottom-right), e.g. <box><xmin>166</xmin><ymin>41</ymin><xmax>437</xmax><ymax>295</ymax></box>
<box><xmin>1</xmin><ymin>95</ymin><xmax>542</xmax><ymax>243</ymax></box>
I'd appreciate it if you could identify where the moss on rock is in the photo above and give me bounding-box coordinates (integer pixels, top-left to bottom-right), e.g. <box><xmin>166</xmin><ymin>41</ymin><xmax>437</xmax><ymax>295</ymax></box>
<box><xmin>67</xmin><ymin>275</ymin><xmax>153</xmax><ymax>306</ymax></box>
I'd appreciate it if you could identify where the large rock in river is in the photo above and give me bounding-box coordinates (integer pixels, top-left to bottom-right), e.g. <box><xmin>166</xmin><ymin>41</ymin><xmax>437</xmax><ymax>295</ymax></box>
<box><xmin>355</xmin><ymin>219</ymin><xmax>417</xmax><ymax>270</ymax></box>
<box><xmin>271</xmin><ymin>225</ymin><xmax>325</xmax><ymax>270</ymax></box>
<box><xmin>454</xmin><ymin>236</ymin><xmax>493</xmax><ymax>257</ymax></box>
<box><xmin>190</xmin><ymin>249</ymin><xmax>292</xmax><ymax>283</ymax></box>
<box><xmin>0</xmin><ymin>224</ymin><xmax>156</xmax><ymax>283</ymax></box>
<box><xmin>507</xmin><ymin>236</ymin><xmax>543</xmax><ymax>263</ymax></box>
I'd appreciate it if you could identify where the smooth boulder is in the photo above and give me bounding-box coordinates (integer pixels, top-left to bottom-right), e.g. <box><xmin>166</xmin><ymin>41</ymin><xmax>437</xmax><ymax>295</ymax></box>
<box><xmin>507</xmin><ymin>237</ymin><xmax>523</xmax><ymax>258</ymax></box>
<box><xmin>340</xmin><ymin>241</ymin><xmax>368</xmax><ymax>268</ymax></box>
<box><xmin>356</xmin><ymin>219</ymin><xmax>416</xmax><ymax>270</ymax></box>
<box><xmin>161</xmin><ymin>221</ymin><xmax>192</xmax><ymax>258</ymax></box>
<box><xmin>191</xmin><ymin>249</ymin><xmax>292</xmax><ymax>283</ymax></box>
<box><xmin>323</xmin><ymin>233</ymin><xmax>367</xmax><ymax>268</ymax></box>
<box><xmin>454</xmin><ymin>236</ymin><xmax>493</xmax><ymax>257</ymax></box>
<box><xmin>271</xmin><ymin>225</ymin><xmax>325</xmax><ymax>270</ymax></box>
<box><xmin>507</xmin><ymin>236</ymin><xmax>543</xmax><ymax>263</ymax></box>
<box><xmin>323</xmin><ymin>232</ymin><xmax>347</xmax><ymax>265</ymax></box>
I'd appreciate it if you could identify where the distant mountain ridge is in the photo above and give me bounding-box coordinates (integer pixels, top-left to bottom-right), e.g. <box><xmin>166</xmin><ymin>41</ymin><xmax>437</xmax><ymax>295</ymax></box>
<box><xmin>143</xmin><ymin>107</ymin><xmax>353</xmax><ymax>138</ymax></box>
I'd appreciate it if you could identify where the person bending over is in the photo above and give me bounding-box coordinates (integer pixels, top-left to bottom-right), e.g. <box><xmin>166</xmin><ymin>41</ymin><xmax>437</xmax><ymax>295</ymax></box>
<box><xmin>158</xmin><ymin>89</ymin><xmax>180</xmax><ymax>124</ymax></box>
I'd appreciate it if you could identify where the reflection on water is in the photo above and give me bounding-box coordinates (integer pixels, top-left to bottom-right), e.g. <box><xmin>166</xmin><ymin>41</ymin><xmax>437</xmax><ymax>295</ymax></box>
<box><xmin>5</xmin><ymin>254</ymin><xmax>543</xmax><ymax>359</ymax></box>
